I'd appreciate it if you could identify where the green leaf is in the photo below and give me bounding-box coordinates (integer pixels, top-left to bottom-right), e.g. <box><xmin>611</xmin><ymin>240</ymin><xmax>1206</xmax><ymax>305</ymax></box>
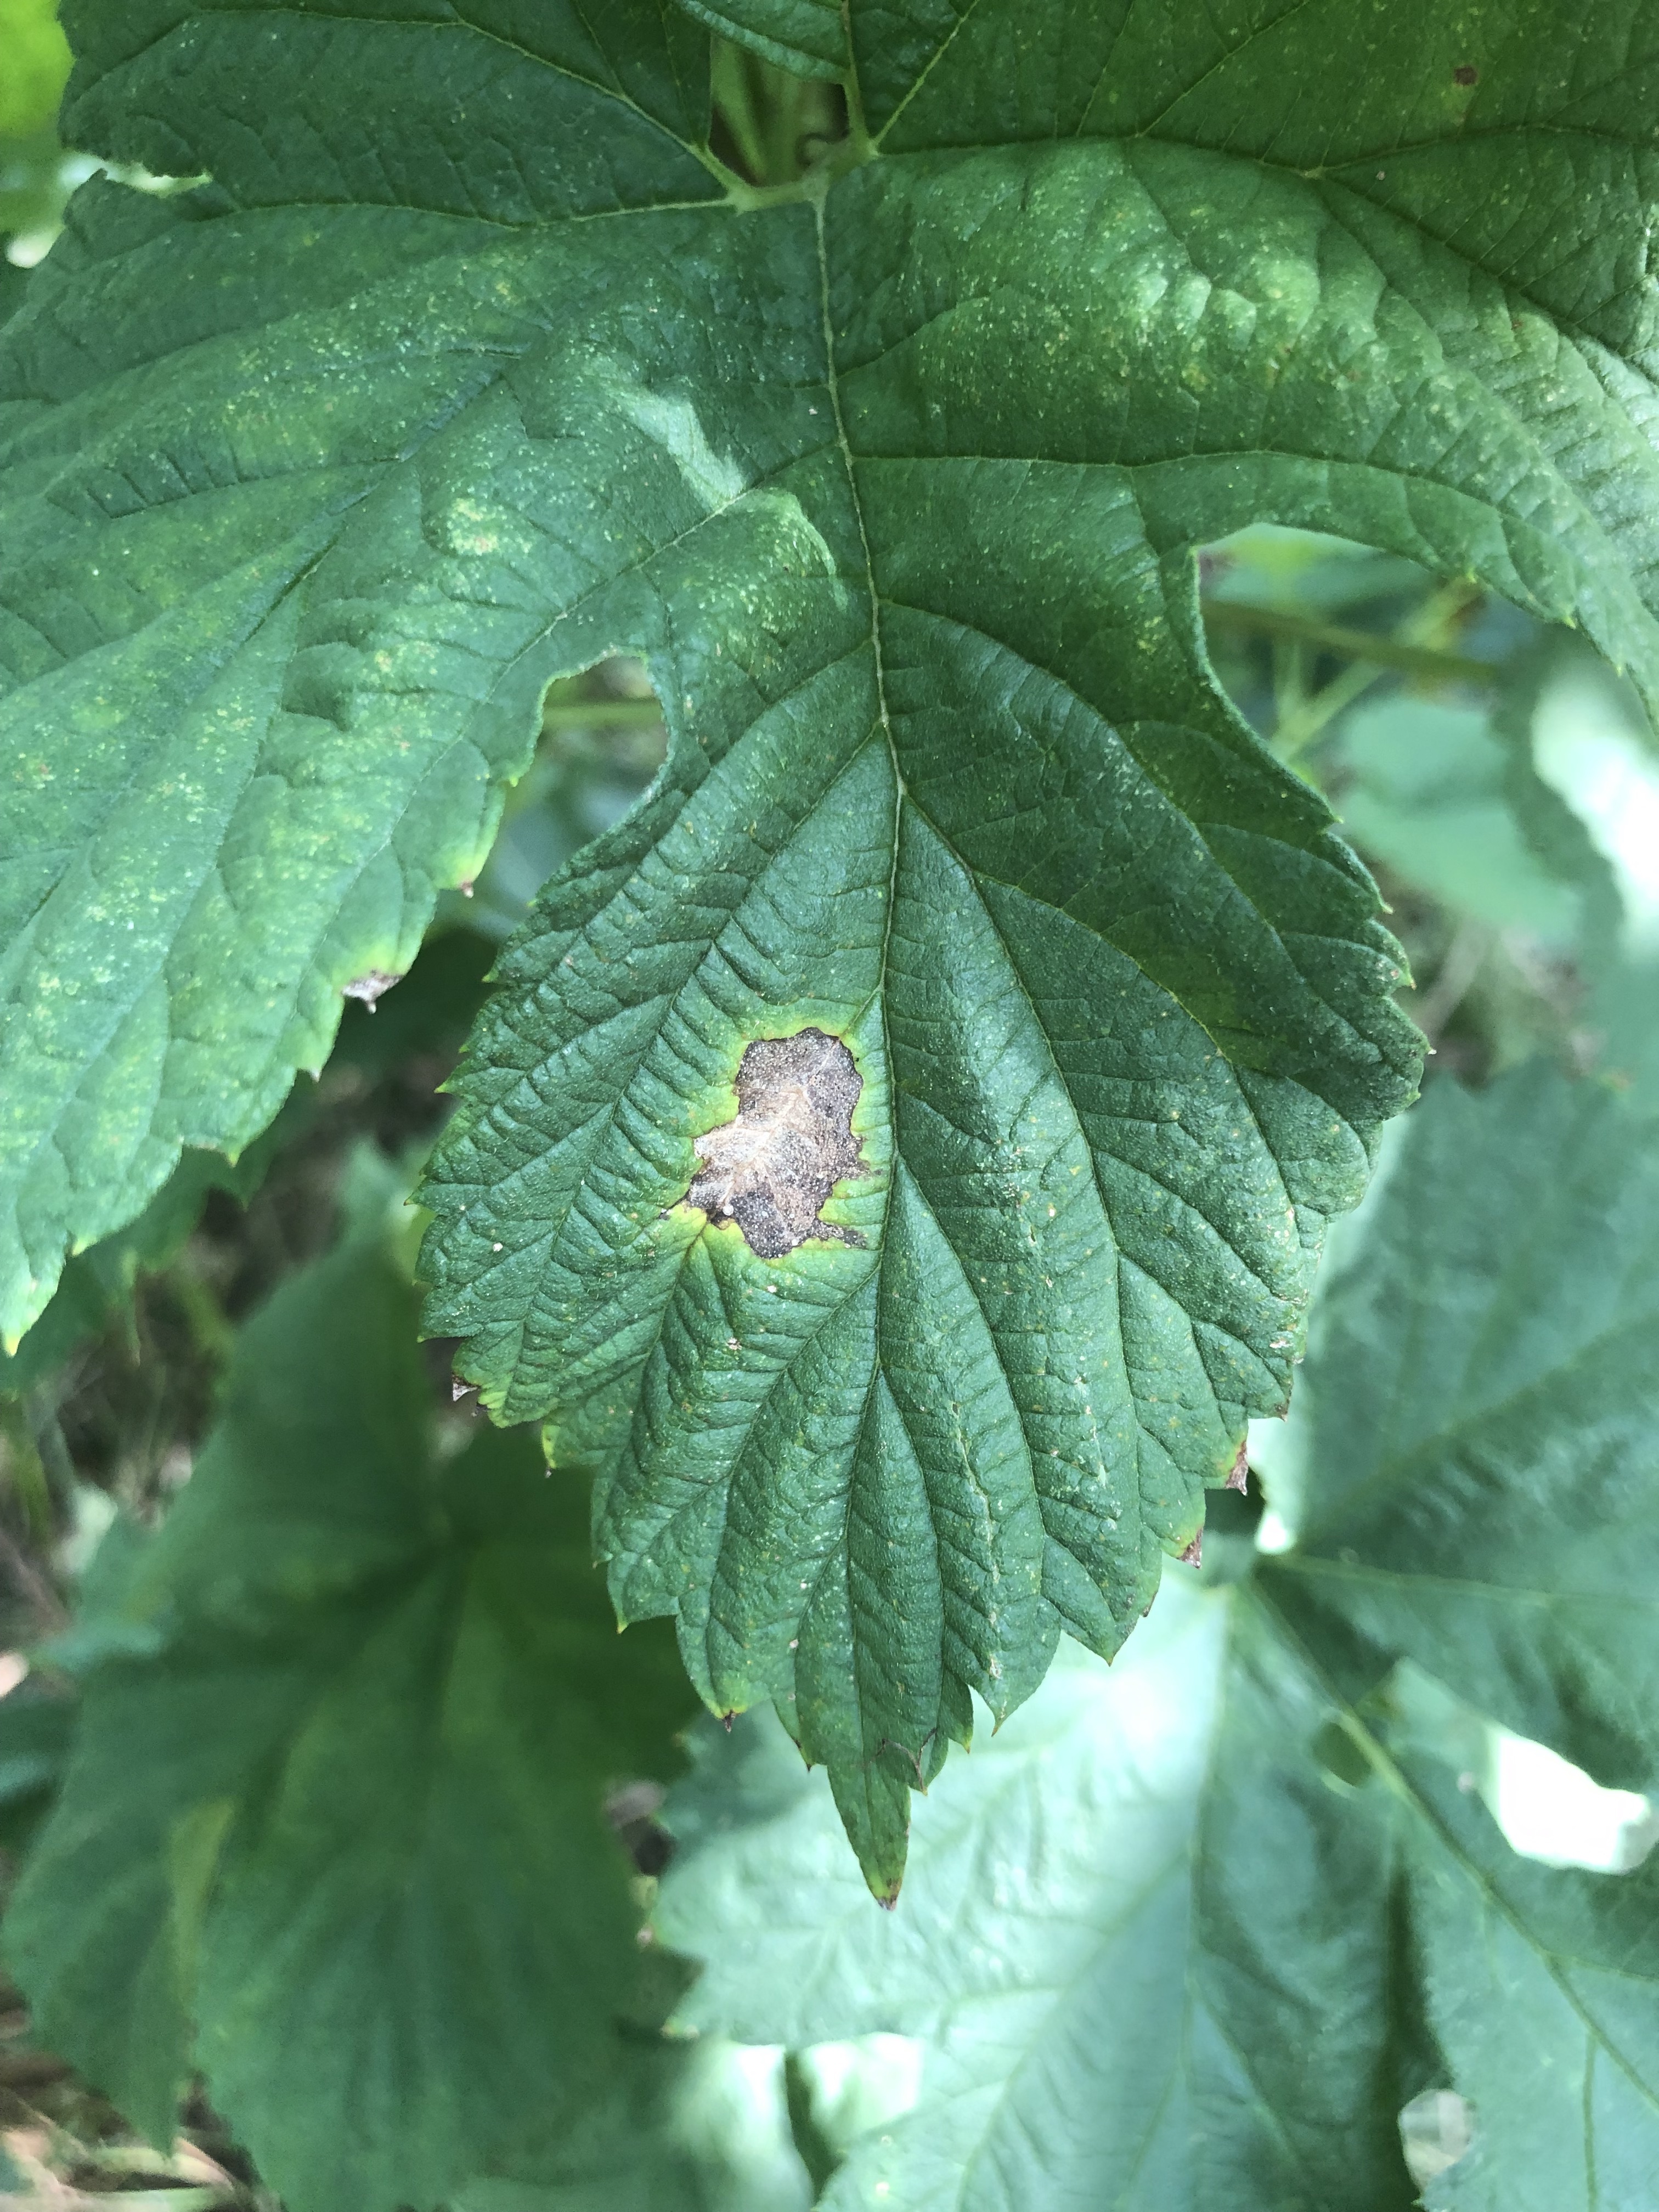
<box><xmin>17</xmin><ymin>0</ymin><xmax>1659</xmax><ymax>1884</ymax></box>
<box><xmin>461</xmin><ymin>2035</ymin><xmax>815</xmax><ymax>2212</ymax></box>
<box><xmin>658</xmin><ymin>1058</ymin><xmax>1659</xmax><ymax>2207</ymax></box>
<box><xmin>3</xmin><ymin>1159</ymin><xmax>693</xmax><ymax>2212</ymax></box>
<box><xmin>0</xmin><ymin>1</ymin><xmax>723</xmax><ymax>1346</ymax></box>
<box><xmin>1400</xmin><ymin>1754</ymin><xmax>1659</xmax><ymax>2212</ymax></box>
<box><xmin>662</xmin><ymin>1579</ymin><xmax>1659</xmax><ymax>2212</ymax></box>
<box><xmin>851</xmin><ymin>0</ymin><xmax>1659</xmax><ymax>345</ymax></box>
<box><xmin>1327</xmin><ymin>693</ymin><xmax>1618</xmax><ymax>948</ymax></box>
<box><xmin>679</xmin><ymin>0</ymin><xmax>846</xmax><ymax>79</ymax></box>
<box><xmin>1261</xmin><ymin>1067</ymin><xmax>1659</xmax><ymax>1794</ymax></box>
<box><xmin>0</xmin><ymin>1680</ymin><xmax>74</xmax><ymax>1851</ymax></box>
<box><xmin>659</xmin><ymin>1578</ymin><xmax>1423</xmax><ymax>2212</ymax></box>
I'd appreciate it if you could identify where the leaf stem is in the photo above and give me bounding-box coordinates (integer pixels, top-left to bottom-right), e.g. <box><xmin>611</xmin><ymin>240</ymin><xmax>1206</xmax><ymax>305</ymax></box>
<box><xmin>1202</xmin><ymin>599</ymin><xmax>1498</xmax><ymax>687</ymax></box>
<box><xmin>540</xmin><ymin>701</ymin><xmax>665</xmax><ymax>732</ymax></box>
<box><xmin>1410</xmin><ymin>918</ymin><xmax>1495</xmax><ymax>1038</ymax></box>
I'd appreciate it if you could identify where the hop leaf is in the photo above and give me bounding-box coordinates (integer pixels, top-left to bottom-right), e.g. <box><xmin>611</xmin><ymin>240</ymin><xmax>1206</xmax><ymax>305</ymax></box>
<box><xmin>657</xmin><ymin>1063</ymin><xmax>1659</xmax><ymax>2209</ymax></box>
<box><xmin>9</xmin><ymin>0</ymin><xmax>1659</xmax><ymax>1881</ymax></box>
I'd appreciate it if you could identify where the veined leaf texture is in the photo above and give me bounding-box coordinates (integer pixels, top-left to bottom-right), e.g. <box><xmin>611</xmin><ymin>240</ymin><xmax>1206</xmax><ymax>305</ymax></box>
<box><xmin>6</xmin><ymin>0</ymin><xmax>1659</xmax><ymax>1876</ymax></box>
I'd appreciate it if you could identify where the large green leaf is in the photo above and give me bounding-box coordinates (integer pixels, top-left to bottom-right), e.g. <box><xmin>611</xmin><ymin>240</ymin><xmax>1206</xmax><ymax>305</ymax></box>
<box><xmin>1402</xmin><ymin>1756</ymin><xmax>1659</xmax><ymax>2212</ymax></box>
<box><xmin>661</xmin><ymin>1579</ymin><xmax>1425</xmax><ymax>2211</ymax></box>
<box><xmin>13</xmin><ymin>0</ymin><xmax>1659</xmax><ymax>1882</ymax></box>
<box><xmin>1261</xmin><ymin>1067</ymin><xmax>1659</xmax><ymax>1793</ymax></box>
<box><xmin>656</xmin><ymin>1059</ymin><xmax>1659</xmax><ymax>2207</ymax></box>
<box><xmin>662</xmin><ymin>1565</ymin><xmax>1659</xmax><ymax>2211</ymax></box>
<box><xmin>3</xmin><ymin>1157</ymin><xmax>693</xmax><ymax>2212</ymax></box>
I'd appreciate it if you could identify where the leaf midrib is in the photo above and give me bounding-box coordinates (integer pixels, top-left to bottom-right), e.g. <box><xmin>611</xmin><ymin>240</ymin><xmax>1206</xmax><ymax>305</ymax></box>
<box><xmin>1268</xmin><ymin>1551</ymin><xmax>1659</xmax><ymax>1615</ymax></box>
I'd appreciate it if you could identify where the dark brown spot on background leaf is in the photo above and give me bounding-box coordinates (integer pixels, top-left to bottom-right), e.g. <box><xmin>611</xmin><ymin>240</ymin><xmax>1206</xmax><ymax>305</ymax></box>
<box><xmin>687</xmin><ymin>1029</ymin><xmax>866</xmax><ymax>1260</ymax></box>
<box><xmin>1453</xmin><ymin>63</ymin><xmax>1479</xmax><ymax>84</ymax></box>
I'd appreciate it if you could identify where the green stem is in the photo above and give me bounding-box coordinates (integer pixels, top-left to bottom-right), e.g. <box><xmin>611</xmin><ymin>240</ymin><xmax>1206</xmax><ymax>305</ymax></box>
<box><xmin>709</xmin><ymin>41</ymin><xmax>770</xmax><ymax>184</ymax></box>
<box><xmin>839</xmin><ymin>12</ymin><xmax>875</xmax><ymax>165</ymax></box>
<box><xmin>540</xmin><ymin>701</ymin><xmax>665</xmax><ymax>731</ymax></box>
<box><xmin>1274</xmin><ymin>655</ymin><xmax>1390</xmax><ymax>761</ymax></box>
<box><xmin>168</xmin><ymin>1263</ymin><xmax>237</xmax><ymax>1370</ymax></box>
<box><xmin>782</xmin><ymin>2051</ymin><xmax>843</xmax><ymax>2198</ymax></box>
<box><xmin>1202</xmin><ymin>598</ymin><xmax>1498</xmax><ymax>687</ymax></box>
<box><xmin>23</xmin><ymin>1387</ymin><xmax>76</xmax><ymax>1511</ymax></box>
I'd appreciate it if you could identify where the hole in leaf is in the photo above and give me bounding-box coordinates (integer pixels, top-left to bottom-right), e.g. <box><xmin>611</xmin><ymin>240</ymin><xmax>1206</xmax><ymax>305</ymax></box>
<box><xmin>1311</xmin><ymin>1719</ymin><xmax>1373</xmax><ymax>1789</ymax></box>
<box><xmin>1489</xmin><ymin>1730</ymin><xmax>1659</xmax><ymax>1872</ymax></box>
<box><xmin>707</xmin><ymin>38</ymin><xmax>849</xmax><ymax>188</ymax></box>
<box><xmin>448</xmin><ymin>657</ymin><xmax>668</xmax><ymax>944</ymax></box>
<box><xmin>1399</xmin><ymin>2090</ymin><xmax>1475</xmax><ymax>2187</ymax></box>
<box><xmin>1390</xmin><ymin>1663</ymin><xmax>1659</xmax><ymax>1870</ymax></box>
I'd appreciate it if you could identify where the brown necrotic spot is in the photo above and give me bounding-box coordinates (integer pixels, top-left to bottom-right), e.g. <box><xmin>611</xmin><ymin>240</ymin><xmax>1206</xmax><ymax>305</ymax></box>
<box><xmin>1453</xmin><ymin>62</ymin><xmax>1479</xmax><ymax>84</ymax></box>
<box><xmin>686</xmin><ymin>1028</ymin><xmax>866</xmax><ymax>1260</ymax></box>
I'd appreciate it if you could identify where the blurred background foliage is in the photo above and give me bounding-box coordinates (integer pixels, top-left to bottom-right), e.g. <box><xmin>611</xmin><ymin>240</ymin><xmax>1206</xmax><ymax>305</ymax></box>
<box><xmin>3</xmin><ymin>6</ymin><xmax>1659</xmax><ymax>2204</ymax></box>
<box><xmin>0</xmin><ymin>0</ymin><xmax>71</xmax><ymax>319</ymax></box>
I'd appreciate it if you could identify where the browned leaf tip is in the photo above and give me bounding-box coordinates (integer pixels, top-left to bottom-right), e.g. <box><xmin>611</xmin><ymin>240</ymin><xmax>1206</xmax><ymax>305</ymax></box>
<box><xmin>1178</xmin><ymin>1530</ymin><xmax>1203</xmax><ymax>1568</ymax></box>
<box><xmin>1225</xmin><ymin>1446</ymin><xmax>1250</xmax><ymax>1493</ymax></box>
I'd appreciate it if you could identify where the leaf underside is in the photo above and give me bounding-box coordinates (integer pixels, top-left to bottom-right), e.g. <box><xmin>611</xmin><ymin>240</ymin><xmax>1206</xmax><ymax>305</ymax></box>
<box><xmin>659</xmin><ymin>1065</ymin><xmax>1659</xmax><ymax>2212</ymax></box>
<box><xmin>9</xmin><ymin>0</ymin><xmax>1659</xmax><ymax>1877</ymax></box>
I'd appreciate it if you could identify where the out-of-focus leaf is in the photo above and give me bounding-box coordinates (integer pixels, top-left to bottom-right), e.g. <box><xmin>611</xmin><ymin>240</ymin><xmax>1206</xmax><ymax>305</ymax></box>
<box><xmin>4</xmin><ymin>1158</ymin><xmax>693</xmax><ymax>2212</ymax></box>
<box><xmin>0</xmin><ymin>1680</ymin><xmax>73</xmax><ymax>1851</ymax></box>
<box><xmin>1530</xmin><ymin>636</ymin><xmax>1659</xmax><ymax>952</ymax></box>
<box><xmin>1328</xmin><ymin>697</ymin><xmax>1614</xmax><ymax>948</ymax></box>
<box><xmin>0</xmin><ymin>0</ymin><xmax>71</xmax><ymax>140</ymax></box>
<box><xmin>1261</xmin><ymin>1068</ymin><xmax>1659</xmax><ymax>1795</ymax></box>
<box><xmin>461</xmin><ymin>2034</ymin><xmax>812</xmax><ymax>2212</ymax></box>
<box><xmin>1403</xmin><ymin>1756</ymin><xmax>1659</xmax><ymax>2211</ymax></box>
<box><xmin>659</xmin><ymin>1578</ymin><xmax>1421</xmax><ymax>2212</ymax></box>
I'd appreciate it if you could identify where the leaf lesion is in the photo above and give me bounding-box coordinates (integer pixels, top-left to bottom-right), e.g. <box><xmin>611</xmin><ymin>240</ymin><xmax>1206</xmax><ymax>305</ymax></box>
<box><xmin>686</xmin><ymin>1026</ymin><xmax>868</xmax><ymax>1257</ymax></box>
